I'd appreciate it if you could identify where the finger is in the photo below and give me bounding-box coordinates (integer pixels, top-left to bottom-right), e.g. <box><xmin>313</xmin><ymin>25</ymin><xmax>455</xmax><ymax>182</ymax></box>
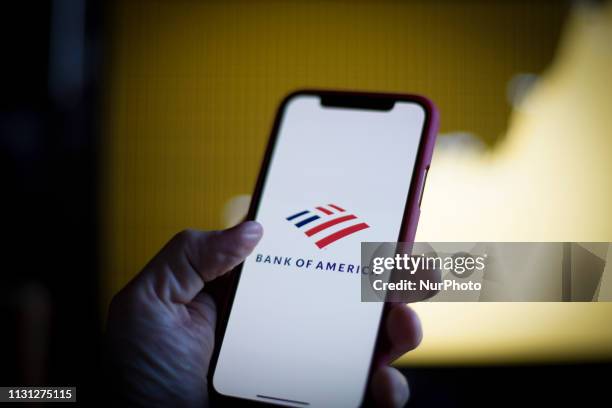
<box><xmin>383</xmin><ymin>303</ymin><xmax>423</xmax><ymax>364</ymax></box>
<box><xmin>132</xmin><ymin>221</ymin><xmax>263</xmax><ymax>304</ymax></box>
<box><xmin>195</xmin><ymin>221</ymin><xmax>263</xmax><ymax>281</ymax></box>
<box><xmin>370</xmin><ymin>366</ymin><xmax>410</xmax><ymax>408</ymax></box>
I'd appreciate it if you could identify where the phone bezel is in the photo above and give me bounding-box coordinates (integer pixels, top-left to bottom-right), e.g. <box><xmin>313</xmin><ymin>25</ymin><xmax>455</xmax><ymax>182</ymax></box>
<box><xmin>209</xmin><ymin>89</ymin><xmax>439</xmax><ymax>407</ymax></box>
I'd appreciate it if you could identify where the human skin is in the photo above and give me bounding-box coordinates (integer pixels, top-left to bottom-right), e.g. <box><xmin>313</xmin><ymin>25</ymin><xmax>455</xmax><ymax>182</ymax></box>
<box><xmin>107</xmin><ymin>221</ymin><xmax>422</xmax><ymax>407</ymax></box>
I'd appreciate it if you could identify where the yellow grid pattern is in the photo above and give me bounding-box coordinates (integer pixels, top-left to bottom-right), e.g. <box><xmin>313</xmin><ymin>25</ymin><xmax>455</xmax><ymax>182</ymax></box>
<box><xmin>101</xmin><ymin>1</ymin><xmax>612</xmax><ymax>365</ymax></box>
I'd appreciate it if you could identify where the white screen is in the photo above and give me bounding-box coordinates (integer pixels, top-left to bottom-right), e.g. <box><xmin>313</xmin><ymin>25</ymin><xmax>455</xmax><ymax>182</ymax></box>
<box><xmin>213</xmin><ymin>95</ymin><xmax>426</xmax><ymax>407</ymax></box>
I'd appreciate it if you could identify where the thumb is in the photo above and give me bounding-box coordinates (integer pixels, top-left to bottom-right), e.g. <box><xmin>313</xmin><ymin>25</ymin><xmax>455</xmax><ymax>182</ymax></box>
<box><xmin>130</xmin><ymin>221</ymin><xmax>263</xmax><ymax>304</ymax></box>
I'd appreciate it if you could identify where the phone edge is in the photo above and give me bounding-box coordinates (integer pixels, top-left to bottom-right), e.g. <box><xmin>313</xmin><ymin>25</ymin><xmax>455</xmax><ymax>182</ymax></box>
<box><xmin>208</xmin><ymin>89</ymin><xmax>439</xmax><ymax>407</ymax></box>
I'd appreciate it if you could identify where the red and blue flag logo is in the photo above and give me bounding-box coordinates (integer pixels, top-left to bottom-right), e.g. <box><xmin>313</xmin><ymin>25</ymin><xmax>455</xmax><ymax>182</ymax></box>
<box><xmin>286</xmin><ymin>204</ymin><xmax>370</xmax><ymax>249</ymax></box>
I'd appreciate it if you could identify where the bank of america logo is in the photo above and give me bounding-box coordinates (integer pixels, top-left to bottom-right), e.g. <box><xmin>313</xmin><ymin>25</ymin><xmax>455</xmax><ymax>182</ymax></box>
<box><xmin>286</xmin><ymin>204</ymin><xmax>370</xmax><ymax>249</ymax></box>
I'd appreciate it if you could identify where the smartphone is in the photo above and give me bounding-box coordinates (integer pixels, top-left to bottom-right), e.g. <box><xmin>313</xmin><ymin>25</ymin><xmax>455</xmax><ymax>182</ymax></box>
<box><xmin>211</xmin><ymin>90</ymin><xmax>438</xmax><ymax>407</ymax></box>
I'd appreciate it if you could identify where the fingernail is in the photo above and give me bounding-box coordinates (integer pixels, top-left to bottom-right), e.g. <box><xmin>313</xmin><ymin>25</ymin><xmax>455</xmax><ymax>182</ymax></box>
<box><xmin>393</xmin><ymin>373</ymin><xmax>410</xmax><ymax>407</ymax></box>
<box><xmin>241</xmin><ymin>221</ymin><xmax>263</xmax><ymax>242</ymax></box>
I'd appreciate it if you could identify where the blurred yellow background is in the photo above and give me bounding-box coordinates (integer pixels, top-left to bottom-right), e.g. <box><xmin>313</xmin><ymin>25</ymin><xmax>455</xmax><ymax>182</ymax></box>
<box><xmin>102</xmin><ymin>1</ymin><xmax>612</xmax><ymax>365</ymax></box>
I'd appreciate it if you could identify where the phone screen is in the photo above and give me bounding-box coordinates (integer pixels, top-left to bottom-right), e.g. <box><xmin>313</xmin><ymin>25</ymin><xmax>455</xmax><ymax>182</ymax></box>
<box><xmin>213</xmin><ymin>94</ymin><xmax>427</xmax><ymax>407</ymax></box>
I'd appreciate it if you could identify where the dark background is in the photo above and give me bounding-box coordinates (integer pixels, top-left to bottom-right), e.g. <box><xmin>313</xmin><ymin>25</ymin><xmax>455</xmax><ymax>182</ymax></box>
<box><xmin>1</xmin><ymin>1</ymin><xmax>609</xmax><ymax>406</ymax></box>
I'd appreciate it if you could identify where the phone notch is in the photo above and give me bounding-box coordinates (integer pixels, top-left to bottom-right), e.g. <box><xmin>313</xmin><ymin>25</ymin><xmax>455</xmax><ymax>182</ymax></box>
<box><xmin>320</xmin><ymin>94</ymin><xmax>395</xmax><ymax>111</ymax></box>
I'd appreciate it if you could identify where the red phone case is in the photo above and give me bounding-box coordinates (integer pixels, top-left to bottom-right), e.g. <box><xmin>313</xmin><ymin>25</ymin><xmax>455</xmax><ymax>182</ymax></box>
<box><xmin>209</xmin><ymin>89</ymin><xmax>439</xmax><ymax>407</ymax></box>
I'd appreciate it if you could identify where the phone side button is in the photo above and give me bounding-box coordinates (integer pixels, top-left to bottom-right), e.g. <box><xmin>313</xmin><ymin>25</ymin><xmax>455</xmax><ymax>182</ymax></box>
<box><xmin>418</xmin><ymin>167</ymin><xmax>429</xmax><ymax>208</ymax></box>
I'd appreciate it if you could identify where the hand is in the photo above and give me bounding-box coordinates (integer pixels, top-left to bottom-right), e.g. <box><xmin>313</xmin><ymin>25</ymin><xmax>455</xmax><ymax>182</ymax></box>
<box><xmin>107</xmin><ymin>221</ymin><xmax>422</xmax><ymax>407</ymax></box>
